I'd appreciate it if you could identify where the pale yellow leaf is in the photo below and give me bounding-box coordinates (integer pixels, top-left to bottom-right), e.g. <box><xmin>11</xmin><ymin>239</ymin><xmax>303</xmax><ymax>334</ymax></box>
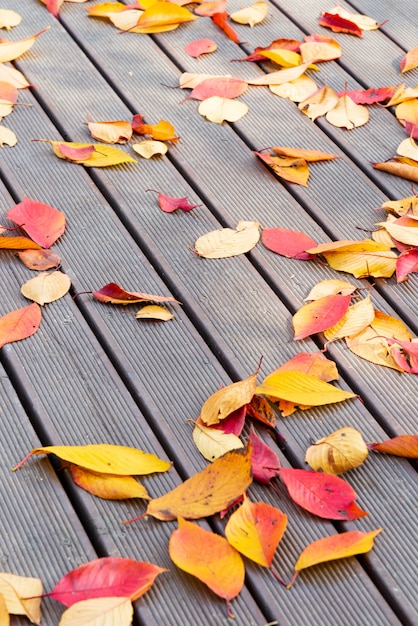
<box><xmin>0</xmin><ymin>9</ymin><xmax>21</xmax><ymax>30</ymax></box>
<box><xmin>230</xmin><ymin>1</ymin><xmax>268</xmax><ymax>27</ymax></box>
<box><xmin>247</xmin><ymin>62</ymin><xmax>311</xmax><ymax>86</ymax></box>
<box><xmin>59</xmin><ymin>597</ymin><xmax>133</xmax><ymax>626</ymax></box>
<box><xmin>397</xmin><ymin>137</ymin><xmax>418</xmax><ymax>162</ymax></box>
<box><xmin>0</xmin><ymin>594</ymin><xmax>8</xmax><ymax>626</ymax></box>
<box><xmin>21</xmin><ymin>271</ymin><xmax>71</xmax><ymax>306</ymax></box>
<box><xmin>324</xmin><ymin>295</ymin><xmax>375</xmax><ymax>342</ymax></box>
<box><xmin>69</xmin><ymin>465</ymin><xmax>150</xmax><ymax>500</ymax></box>
<box><xmin>304</xmin><ymin>279</ymin><xmax>357</xmax><ymax>301</ymax></box>
<box><xmin>346</xmin><ymin>327</ymin><xmax>402</xmax><ymax>371</ymax></box>
<box><xmin>88</xmin><ymin>120</ymin><xmax>133</xmax><ymax>144</ymax></box>
<box><xmin>0</xmin><ymin>573</ymin><xmax>42</xmax><ymax>624</ymax></box>
<box><xmin>299</xmin><ymin>40</ymin><xmax>342</xmax><ymax>63</ymax></box>
<box><xmin>401</xmin><ymin>45</ymin><xmax>418</xmax><ymax>73</ymax></box>
<box><xmin>193</xmin><ymin>422</ymin><xmax>243</xmax><ymax>461</ymax></box>
<box><xmin>0</xmin><ymin>64</ymin><xmax>30</xmax><ymax>88</ymax></box>
<box><xmin>201</xmin><ymin>372</ymin><xmax>257</xmax><ymax>425</ymax></box>
<box><xmin>194</xmin><ymin>220</ymin><xmax>260</xmax><ymax>258</ymax></box>
<box><xmin>0</xmin><ymin>126</ymin><xmax>17</xmax><ymax>147</ymax></box>
<box><xmin>108</xmin><ymin>9</ymin><xmax>144</xmax><ymax>30</ymax></box>
<box><xmin>259</xmin><ymin>48</ymin><xmax>303</xmax><ymax>68</ymax></box>
<box><xmin>372</xmin><ymin>218</ymin><xmax>397</xmax><ymax>247</ymax></box>
<box><xmin>386</xmin><ymin>85</ymin><xmax>418</xmax><ymax>107</ymax></box>
<box><xmin>198</xmin><ymin>96</ymin><xmax>248</xmax><ymax>124</ymax></box>
<box><xmin>326</xmin><ymin>95</ymin><xmax>369</xmax><ymax>129</ymax></box>
<box><xmin>299</xmin><ymin>86</ymin><xmax>339</xmax><ymax>121</ymax></box>
<box><xmin>0</xmin><ymin>102</ymin><xmax>13</xmax><ymax>117</ymax></box>
<box><xmin>135</xmin><ymin>305</ymin><xmax>174</xmax><ymax>321</ymax></box>
<box><xmin>381</xmin><ymin>195</ymin><xmax>418</xmax><ymax>217</ymax></box>
<box><xmin>132</xmin><ymin>140</ymin><xmax>167</xmax><ymax>158</ymax></box>
<box><xmin>376</xmin><ymin>216</ymin><xmax>418</xmax><ymax>247</ymax></box>
<box><xmin>0</xmin><ymin>28</ymin><xmax>48</xmax><ymax>63</ymax></box>
<box><xmin>305</xmin><ymin>427</ymin><xmax>368</xmax><ymax>474</ymax></box>
<box><xmin>270</xmin><ymin>75</ymin><xmax>317</xmax><ymax>102</ymax></box>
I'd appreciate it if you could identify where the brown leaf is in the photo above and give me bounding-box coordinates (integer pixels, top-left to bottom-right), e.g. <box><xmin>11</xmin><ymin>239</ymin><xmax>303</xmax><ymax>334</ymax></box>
<box><xmin>17</xmin><ymin>249</ymin><xmax>61</xmax><ymax>271</ymax></box>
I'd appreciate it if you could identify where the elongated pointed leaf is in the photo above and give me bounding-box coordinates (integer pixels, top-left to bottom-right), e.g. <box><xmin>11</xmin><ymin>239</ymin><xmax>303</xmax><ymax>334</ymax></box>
<box><xmin>369</xmin><ymin>435</ymin><xmax>418</xmax><ymax>458</ymax></box>
<box><xmin>293</xmin><ymin>294</ymin><xmax>352</xmax><ymax>340</ymax></box>
<box><xmin>137</xmin><ymin>2</ymin><xmax>197</xmax><ymax>28</ymax></box>
<box><xmin>69</xmin><ymin>465</ymin><xmax>150</xmax><ymax>500</ymax></box>
<box><xmin>0</xmin><ymin>28</ymin><xmax>49</xmax><ymax>63</ymax></box>
<box><xmin>146</xmin><ymin>446</ymin><xmax>252</xmax><ymax>520</ymax></box>
<box><xmin>261</xmin><ymin>227</ymin><xmax>317</xmax><ymax>260</ymax></box>
<box><xmin>256</xmin><ymin>371</ymin><xmax>355</xmax><ymax>406</ymax></box>
<box><xmin>39</xmin><ymin>140</ymin><xmax>137</xmax><ymax>167</ymax></box>
<box><xmin>59</xmin><ymin>596</ymin><xmax>133</xmax><ymax>626</ymax></box>
<box><xmin>0</xmin><ymin>303</ymin><xmax>41</xmax><ymax>349</ymax></box>
<box><xmin>200</xmin><ymin>372</ymin><xmax>257</xmax><ymax>425</ymax></box>
<box><xmin>0</xmin><ymin>237</ymin><xmax>42</xmax><ymax>250</ymax></box>
<box><xmin>92</xmin><ymin>282</ymin><xmax>179</xmax><ymax>305</ymax></box>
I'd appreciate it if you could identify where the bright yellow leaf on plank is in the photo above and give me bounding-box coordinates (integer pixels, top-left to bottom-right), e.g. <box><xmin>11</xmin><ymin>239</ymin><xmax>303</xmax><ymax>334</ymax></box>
<box><xmin>0</xmin><ymin>9</ymin><xmax>22</xmax><ymax>29</ymax></box>
<box><xmin>0</xmin><ymin>126</ymin><xmax>17</xmax><ymax>147</ymax></box>
<box><xmin>146</xmin><ymin>446</ymin><xmax>252</xmax><ymax>520</ymax></box>
<box><xmin>86</xmin><ymin>2</ymin><xmax>131</xmax><ymax>17</ymax></box>
<box><xmin>13</xmin><ymin>444</ymin><xmax>171</xmax><ymax>476</ymax></box>
<box><xmin>0</xmin><ymin>28</ymin><xmax>49</xmax><ymax>63</ymax></box>
<box><xmin>401</xmin><ymin>45</ymin><xmax>418</xmax><ymax>73</ymax></box>
<box><xmin>247</xmin><ymin>62</ymin><xmax>311</xmax><ymax>86</ymax></box>
<box><xmin>136</xmin><ymin>1</ymin><xmax>198</xmax><ymax>28</ymax></box>
<box><xmin>59</xmin><ymin>597</ymin><xmax>133</xmax><ymax>626</ymax></box>
<box><xmin>230</xmin><ymin>1</ymin><xmax>268</xmax><ymax>27</ymax></box>
<box><xmin>198</xmin><ymin>96</ymin><xmax>248</xmax><ymax>124</ymax></box>
<box><xmin>256</xmin><ymin>371</ymin><xmax>356</xmax><ymax>406</ymax></box>
<box><xmin>304</xmin><ymin>279</ymin><xmax>357</xmax><ymax>301</ymax></box>
<box><xmin>305</xmin><ymin>427</ymin><xmax>368</xmax><ymax>474</ymax></box>
<box><xmin>256</xmin><ymin>152</ymin><xmax>310</xmax><ymax>186</ymax></box>
<box><xmin>0</xmin><ymin>573</ymin><xmax>42</xmax><ymax>624</ymax></box>
<box><xmin>385</xmin><ymin>85</ymin><xmax>418</xmax><ymax>107</ymax></box>
<box><xmin>299</xmin><ymin>85</ymin><xmax>339</xmax><ymax>121</ymax></box>
<box><xmin>326</xmin><ymin>95</ymin><xmax>369</xmax><ymax>129</ymax></box>
<box><xmin>259</xmin><ymin>49</ymin><xmax>303</xmax><ymax>68</ymax></box>
<box><xmin>192</xmin><ymin>422</ymin><xmax>243</xmax><ymax>461</ymax></box>
<box><xmin>194</xmin><ymin>220</ymin><xmax>260</xmax><ymax>258</ymax></box>
<box><xmin>135</xmin><ymin>305</ymin><xmax>174</xmax><ymax>321</ymax></box>
<box><xmin>381</xmin><ymin>195</ymin><xmax>418</xmax><ymax>217</ymax></box>
<box><xmin>200</xmin><ymin>372</ymin><xmax>257</xmax><ymax>425</ymax></box>
<box><xmin>324</xmin><ymin>295</ymin><xmax>375</xmax><ymax>342</ymax></box>
<box><xmin>132</xmin><ymin>140</ymin><xmax>167</xmax><ymax>158</ymax></box>
<box><xmin>88</xmin><ymin>119</ymin><xmax>133</xmax><ymax>144</ymax></box>
<box><xmin>169</xmin><ymin>518</ymin><xmax>245</xmax><ymax>603</ymax></box>
<box><xmin>270</xmin><ymin>75</ymin><xmax>317</xmax><ymax>102</ymax></box>
<box><xmin>225</xmin><ymin>495</ymin><xmax>287</xmax><ymax>566</ymax></box>
<box><xmin>69</xmin><ymin>465</ymin><xmax>150</xmax><ymax>500</ymax></box>
<box><xmin>21</xmin><ymin>271</ymin><xmax>71</xmax><ymax>306</ymax></box>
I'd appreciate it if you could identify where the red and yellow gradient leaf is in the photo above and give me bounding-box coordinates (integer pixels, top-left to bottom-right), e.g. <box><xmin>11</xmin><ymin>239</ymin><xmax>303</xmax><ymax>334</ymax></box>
<box><xmin>92</xmin><ymin>282</ymin><xmax>179</xmax><ymax>305</ymax></box>
<box><xmin>225</xmin><ymin>495</ymin><xmax>287</xmax><ymax>566</ymax></box>
<box><xmin>261</xmin><ymin>227</ymin><xmax>317</xmax><ymax>260</ymax></box>
<box><xmin>293</xmin><ymin>294</ymin><xmax>351</xmax><ymax>340</ymax></box>
<box><xmin>200</xmin><ymin>371</ymin><xmax>257</xmax><ymax>425</ymax></box>
<box><xmin>369</xmin><ymin>435</ymin><xmax>418</xmax><ymax>458</ymax></box>
<box><xmin>0</xmin><ymin>303</ymin><xmax>41</xmax><ymax>349</ymax></box>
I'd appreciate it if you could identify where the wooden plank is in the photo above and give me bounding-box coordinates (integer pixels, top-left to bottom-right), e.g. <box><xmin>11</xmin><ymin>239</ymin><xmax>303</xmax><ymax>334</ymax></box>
<box><xmin>345</xmin><ymin>0</ymin><xmax>418</xmax><ymax>49</ymax></box>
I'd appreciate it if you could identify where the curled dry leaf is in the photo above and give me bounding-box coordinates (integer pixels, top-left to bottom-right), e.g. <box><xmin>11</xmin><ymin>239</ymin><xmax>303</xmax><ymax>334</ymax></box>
<box><xmin>376</xmin><ymin>214</ymin><xmax>418</xmax><ymax>247</ymax></box>
<box><xmin>13</xmin><ymin>444</ymin><xmax>171</xmax><ymax>476</ymax></box>
<box><xmin>304</xmin><ymin>279</ymin><xmax>357</xmax><ymax>300</ymax></box>
<box><xmin>324</xmin><ymin>295</ymin><xmax>375</xmax><ymax>342</ymax></box>
<box><xmin>326</xmin><ymin>95</ymin><xmax>369</xmax><ymax>129</ymax></box>
<box><xmin>0</xmin><ymin>28</ymin><xmax>49</xmax><ymax>63</ymax></box>
<box><xmin>17</xmin><ymin>249</ymin><xmax>61</xmax><ymax>271</ymax></box>
<box><xmin>0</xmin><ymin>303</ymin><xmax>41</xmax><ymax>349</ymax></box>
<box><xmin>88</xmin><ymin>119</ymin><xmax>133</xmax><ymax>144</ymax></box>
<box><xmin>255</xmin><ymin>152</ymin><xmax>310</xmax><ymax>186</ymax></box>
<box><xmin>230</xmin><ymin>1</ymin><xmax>268</xmax><ymax>27</ymax></box>
<box><xmin>169</xmin><ymin>518</ymin><xmax>245</xmax><ymax>605</ymax></box>
<box><xmin>184</xmin><ymin>38</ymin><xmax>217</xmax><ymax>58</ymax></box>
<box><xmin>246</xmin><ymin>394</ymin><xmax>276</xmax><ymax>428</ymax></box>
<box><xmin>270</xmin><ymin>75</ymin><xmax>317</xmax><ymax>102</ymax></box>
<box><xmin>132</xmin><ymin>140</ymin><xmax>168</xmax><ymax>158</ymax></box>
<box><xmin>373</xmin><ymin>158</ymin><xmax>418</xmax><ymax>183</ymax></box>
<box><xmin>193</xmin><ymin>220</ymin><xmax>260</xmax><ymax>258</ymax></box>
<box><xmin>7</xmin><ymin>197</ymin><xmax>66</xmax><ymax>249</ymax></box>
<box><xmin>135</xmin><ymin>305</ymin><xmax>174</xmax><ymax>321</ymax></box>
<box><xmin>299</xmin><ymin>85</ymin><xmax>339</xmax><ymax>121</ymax></box>
<box><xmin>305</xmin><ymin>427</ymin><xmax>368</xmax><ymax>474</ymax></box>
<box><xmin>198</xmin><ymin>96</ymin><xmax>248</xmax><ymax>124</ymax></box>
<box><xmin>59</xmin><ymin>597</ymin><xmax>133</xmax><ymax>626</ymax></box>
<box><xmin>69</xmin><ymin>465</ymin><xmax>150</xmax><ymax>500</ymax></box>
<box><xmin>380</xmin><ymin>194</ymin><xmax>418</xmax><ymax>217</ymax></box>
<box><xmin>192</xmin><ymin>421</ymin><xmax>243</xmax><ymax>461</ymax></box>
<box><xmin>246</xmin><ymin>62</ymin><xmax>311</xmax><ymax>86</ymax></box>
<box><xmin>400</xmin><ymin>45</ymin><xmax>418</xmax><ymax>73</ymax></box>
<box><xmin>200</xmin><ymin>371</ymin><xmax>257</xmax><ymax>425</ymax></box>
<box><xmin>92</xmin><ymin>282</ymin><xmax>179</xmax><ymax>305</ymax></box>
<box><xmin>293</xmin><ymin>294</ymin><xmax>352</xmax><ymax>340</ymax></box>
<box><xmin>256</xmin><ymin>371</ymin><xmax>356</xmax><ymax>407</ymax></box>
<box><xmin>288</xmin><ymin>530</ymin><xmax>382</xmax><ymax>588</ymax></box>
<box><xmin>146</xmin><ymin>445</ymin><xmax>252</xmax><ymax>520</ymax></box>
<box><xmin>0</xmin><ymin>572</ymin><xmax>42</xmax><ymax>624</ymax></box>
<box><xmin>271</xmin><ymin>146</ymin><xmax>338</xmax><ymax>162</ymax></box>
<box><xmin>0</xmin><ymin>9</ymin><xmax>22</xmax><ymax>29</ymax></box>
<box><xmin>369</xmin><ymin>435</ymin><xmax>418</xmax><ymax>458</ymax></box>
<box><xmin>225</xmin><ymin>494</ymin><xmax>287</xmax><ymax>566</ymax></box>
<box><xmin>21</xmin><ymin>270</ymin><xmax>71</xmax><ymax>306</ymax></box>
<box><xmin>0</xmin><ymin>126</ymin><xmax>17</xmax><ymax>147</ymax></box>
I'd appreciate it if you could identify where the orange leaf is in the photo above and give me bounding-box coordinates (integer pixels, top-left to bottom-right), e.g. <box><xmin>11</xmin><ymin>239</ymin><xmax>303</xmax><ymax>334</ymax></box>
<box><xmin>92</xmin><ymin>282</ymin><xmax>179</xmax><ymax>305</ymax></box>
<box><xmin>133</xmin><ymin>119</ymin><xmax>178</xmax><ymax>142</ymax></box>
<box><xmin>0</xmin><ymin>303</ymin><xmax>41</xmax><ymax>349</ymax></box>
<box><xmin>293</xmin><ymin>294</ymin><xmax>351</xmax><ymax>340</ymax></box>
<box><xmin>270</xmin><ymin>146</ymin><xmax>338</xmax><ymax>162</ymax></box>
<box><xmin>69</xmin><ymin>465</ymin><xmax>150</xmax><ymax>500</ymax></box>
<box><xmin>255</xmin><ymin>152</ymin><xmax>310</xmax><ymax>186</ymax></box>
<box><xmin>17</xmin><ymin>249</ymin><xmax>61</xmax><ymax>271</ymax></box>
<box><xmin>400</xmin><ymin>45</ymin><xmax>418</xmax><ymax>73</ymax></box>
<box><xmin>270</xmin><ymin>352</ymin><xmax>339</xmax><ymax>382</ymax></box>
<box><xmin>225</xmin><ymin>494</ymin><xmax>287</xmax><ymax>566</ymax></box>
<box><xmin>137</xmin><ymin>2</ymin><xmax>198</xmax><ymax>28</ymax></box>
<box><xmin>212</xmin><ymin>12</ymin><xmax>239</xmax><ymax>43</ymax></box>
<box><xmin>146</xmin><ymin>446</ymin><xmax>252</xmax><ymax>520</ymax></box>
<box><xmin>169</xmin><ymin>518</ymin><xmax>245</xmax><ymax>602</ymax></box>
<box><xmin>373</xmin><ymin>158</ymin><xmax>418</xmax><ymax>184</ymax></box>
<box><xmin>0</xmin><ymin>237</ymin><xmax>42</xmax><ymax>250</ymax></box>
<box><xmin>288</xmin><ymin>529</ymin><xmax>382</xmax><ymax>587</ymax></box>
<box><xmin>200</xmin><ymin>371</ymin><xmax>257</xmax><ymax>425</ymax></box>
<box><xmin>369</xmin><ymin>435</ymin><xmax>418</xmax><ymax>458</ymax></box>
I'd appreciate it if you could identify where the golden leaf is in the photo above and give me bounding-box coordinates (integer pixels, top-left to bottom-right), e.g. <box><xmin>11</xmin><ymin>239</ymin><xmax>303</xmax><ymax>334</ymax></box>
<box><xmin>305</xmin><ymin>427</ymin><xmax>368</xmax><ymax>474</ymax></box>
<box><xmin>270</xmin><ymin>76</ymin><xmax>317</xmax><ymax>102</ymax></box>
<box><xmin>69</xmin><ymin>465</ymin><xmax>150</xmax><ymax>500</ymax></box>
<box><xmin>0</xmin><ymin>28</ymin><xmax>48</xmax><ymax>63</ymax></box>
<box><xmin>201</xmin><ymin>372</ymin><xmax>257</xmax><ymax>425</ymax></box>
<box><xmin>324</xmin><ymin>295</ymin><xmax>375</xmax><ymax>342</ymax></box>
<box><xmin>256</xmin><ymin>371</ymin><xmax>356</xmax><ymax>406</ymax></box>
<box><xmin>299</xmin><ymin>86</ymin><xmax>339</xmax><ymax>121</ymax></box>
<box><xmin>21</xmin><ymin>271</ymin><xmax>71</xmax><ymax>306</ymax></box>
<box><xmin>135</xmin><ymin>305</ymin><xmax>174</xmax><ymax>321</ymax></box>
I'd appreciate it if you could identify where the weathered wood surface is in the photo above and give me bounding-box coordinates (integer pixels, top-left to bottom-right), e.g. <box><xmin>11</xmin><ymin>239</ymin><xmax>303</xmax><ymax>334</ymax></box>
<box><xmin>0</xmin><ymin>1</ymin><xmax>417</xmax><ymax>624</ymax></box>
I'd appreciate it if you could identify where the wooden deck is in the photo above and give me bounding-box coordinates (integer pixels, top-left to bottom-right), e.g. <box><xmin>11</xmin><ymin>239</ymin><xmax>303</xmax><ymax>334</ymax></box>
<box><xmin>1</xmin><ymin>0</ymin><xmax>417</xmax><ymax>624</ymax></box>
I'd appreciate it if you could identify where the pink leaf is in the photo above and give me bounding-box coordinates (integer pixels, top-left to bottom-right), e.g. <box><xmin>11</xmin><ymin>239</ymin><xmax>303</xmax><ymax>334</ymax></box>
<box><xmin>185</xmin><ymin>39</ymin><xmax>217</xmax><ymax>58</ymax></box>
<box><xmin>249</xmin><ymin>427</ymin><xmax>281</xmax><ymax>484</ymax></box>
<box><xmin>262</xmin><ymin>227</ymin><xmax>317</xmax><ymax>260</ymax></box>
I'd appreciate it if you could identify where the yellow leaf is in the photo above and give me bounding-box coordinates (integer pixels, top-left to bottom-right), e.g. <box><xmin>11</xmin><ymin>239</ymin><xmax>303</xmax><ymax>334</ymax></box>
<box><xmin>135</xmin><ymin>305</ymin><xmax>174</xmax><ymax>321</ymax></box>
<box><xmin>69</xmin><ymin>465</ymin><xmax>150</xmax><ymax>500</ymax></box>
<box><xmin>88</xmin><ymin>119</ymin><xmax>133</xmax><ymax>144</ymax></box>
<box><xmin>108</xmin><ymin>9</ymin><xmax>143</xmax><ymax>31</ymax></box>
<box><xmin>385</xmin><ymin>85</ymin><xmax>418</xmax><ymax>107</ymax></box>
<box><xmin>0</xmin><ymin>28</ymin><xmax>49</xmax><ymax>63</ymax></box>
<box><xmin>401</xmin><ymin>45</ymin><xmax>418</xmax><ymax>73</ymax></box>
<box><xmin>396</xmin><ymin>100</ymin><xmax>418</xmax><ymax>127</ymax></box>
<box><xmin>373</xmin><ymin>158</ymin><xmax>418</xmax><ymax>183</ymax></box>
<box><xmin>230</xmin><ymin>1</ymin><xmax>268</xmax><ymax>26</ymax></box>
<box><xmin>256</xmin><ymin>152</ymin><xmax>310</xmax><ymax>186</ymax></box>
<box><xmin>0</xmin><ymin>64</ymin><xmax>30</xmax><ymax>88</ymax></box>
<box><xmin>299</xmin><ymin>40</ymin><xmax>342</xmax><ymax>63</ymax></box>
<box><xmin>247</xmin><ymin>62</ymin><xmax>311</xmax><ymax>86</ymax></box>
<box><xmin>136</xmin><ymin>1</ymin><xmax>198</xmax><ymax>28</ymax></box>
<box><xmin>225</xmin><ymin>495</ymin><xmax>287</xmax><ymax>566</ymax></box>
<box><xmin>307</xmin><ymin>239</ymin><xmax>397</xmax><ymax>279</ymax></box>
<box><xmin>192</xmin><ymin>422</ymin><xmax>243</xmax><ymax>461</ymax></box>
<box><xmin>146</xmin><ymin>446</ymin><xmax>252</xmax><ymax>520</ymax></box>
<box><xmin>198</xmin><ymin>96</ymin><xmax>248</xmax><ymax>124</ymax></box>
<box><xmin>299</xmin><ymin>85</ymin><xmax>339</xmax><ymax>121</ymax></box>
<box><xmin>376</xmin><ymin>215</ymin><xmax>418</xmax><ymax>247</ymax></box>
<box><xmin>0</xmin><ymin>9</ymin><xmax>22</xmax><ymax>29</ymax></box>
<box><xmin>0</xmin><ymin>126</ymin><xmax>17</xmax><ymax>147</ymax></box>
<box><xmin>194</xmin><ymin>220</ymin><xmax>260</xmax><ymax>258</ymax></box>
<box><xmin>0</xmin><ymin>594</ymin><xmax>8</xmax><ymax>626</ymax></box>
<box><xmin>270</xmin><ymin>75</ymin><xmax>317</xmax><ymax>102</ymax></box>
<box><xmin>326</xmin><ymin>95</ymin><xmax>369</xmax><ymax>129</ymax></box>
<box><xmin>304</xmin><ymin>279</ymin><xmax>357</xmax><ymax>300</ymax></box>
<box><xmin>200</xmin><ymin>372</ymin><xmax>257</xmax><ymax>425</ymax></box>
<box><xmin>259</xmin><ymin>49</ymin><xmax>303</xmax><ymax>68</ymax></box>
<box><xmin>381</xmin><ymin>195</ymin><xmax>418</xmax><ymax>217</ymax></box>
<box><xmin>132</xmin><ymin>140</ymin><xmax>167</xmax><ymax>158</ymax></box>
<box><xmin>14</xmin><ymin>444</ymin><xmax>171</xmax><ymax>475</ymax></box>
<box><xmin>397</xmin><ymin>137</ymin><xmax>418</xmax><ymax>162</ymax></box>
<box><xmin>41</xmin><ymin>140</ymin><xmax>137</xmax><ymax>167</ymax></box>
<box><xmin>59</xmin><ymin>597</ymin><xmax>133</xmax><ymax>626</ymax></box>
<box><xmin>324</xmin><ymin>295</ymin><xmax>375</xmax><ymax>342</ymax></box>
<box><xmin>256</xmin><ymin>371</ymin><xmax>356</xmax><ymax>406</ymax></box>
<box><xmin>0</xmin><ymin>573</ymin><xmax>42</xmax><ymax>624</ymax></box>
<box><xmin>305</xmin><ymin>427</ymin><xmax>368</xmax><ymax>474</ymax></box>
<box><xmin>21</xmin><ymin>271</ymin><xmax>71</xmax><ymax>306</ymax></box>
<box><xmin>86</xmin><ymin>2</ymin><xmax>132</xmax><ymax>17</ymax></box>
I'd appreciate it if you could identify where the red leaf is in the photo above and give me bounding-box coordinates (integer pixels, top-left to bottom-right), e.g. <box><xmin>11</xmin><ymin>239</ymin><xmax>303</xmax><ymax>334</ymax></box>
<box><xmin>210</xmin><ymin>405</ymin><xmax>246</xmax><ymax>435</ymax></box>
<box><xmin>212</xmin><ymin>12</ymin><xmax>240</xmax><ymax>44</ymax></box>
<box><xmin>131</xmin><ymin>113</ymin><xmax>144</xmax><ymax>132</ymax></box>
<box><xmin>249</xmin><ymin>427</ymin><xmax>281</xmax><ymax>484</ymax></box>
<box><xmin>45</xmin><ymin>0</ymin><xmax>64</xmax><ymax>17</ymax></box>
<box><xmin>185</xmin><ymin>38</ymin><xmax>217</xmax><ymax>58</ymax></box>
<box><xmin>0</xmin><ymin>303</ymin><xmax>42</xmax><ymax>349</ymax></box>
<box><xmin>337</xmin><ymin>86</ymin><xmax>397</xmax><ymax>105</ymax></box>
<box><xmin>279</xmin><ymin>468</ymin><xmax>368</xmax><ymax>520</ymax></box>
<box><xmin>92</xmin><ymin>282</ymin><xmax>179</xmax><ymax>305</ymax></box>
<box><xmin>147</xmin><ymin>190</ymin><xmax>201</xmax><ymax>213</ymax></box>
<box><xmin>396</xmin><ymin>249</ymin><xmax>418</xmax><ymax>282</ymax></box>
<box><xmin>48</xmin><ymin>557</ymin><xmax>167</xmax><ymax>606</ymax></box>
<box><xmin>318</xmin><ymin>13</ymin><xmax>363</xmax><ymax>37</ymax></box>
<box><xmin>293</xmin><ymin>294</ymin><xmax>352</xmax><ymax>340</ymax></box>
<box><xmin>232</xmin><ymin>38</ymin><xmax>301</xmax><ymax>62</ymax></box>
<box><xmin>7</xmin><ymin>198</ymin><xmax>66</xmax><ymax>249</ymax></box>
<box><xmin>262</xmin><ymin>227</ymin><xmax>317</xmax><ymax>260</ymax></box>
<box><xmin>386</xmin><ymin>338</ymin><xmax>418</xmax><ymax>373</ymax></box>
<box><xmin>185</xmin><ymin>77</ymin><xmax>247</xmax><ymax>101</ymax></box>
